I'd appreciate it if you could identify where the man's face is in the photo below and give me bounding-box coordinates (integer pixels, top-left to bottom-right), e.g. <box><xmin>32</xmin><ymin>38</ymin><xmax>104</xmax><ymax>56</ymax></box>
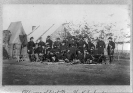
<box><xmin>48</xmin><ymin>37</ymin><xmax>50</xmax><ymax>40</ymax></box>
<box><xmin>109</xmin><ymin>39</ymin><xmax>112</xmax><ymax>42</ymax></box>
<box><xmin>31</xmin><ymin>38</ymin><xmax>34</xmax><ymax>41</ymax></box>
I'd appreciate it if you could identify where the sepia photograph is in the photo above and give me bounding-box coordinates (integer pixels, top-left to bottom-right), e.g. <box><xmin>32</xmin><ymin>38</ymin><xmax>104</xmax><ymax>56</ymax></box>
<box><xmin>2</xmin><ymin>4</ymin><xmax>130</xmax><ymax>85</ymax></box>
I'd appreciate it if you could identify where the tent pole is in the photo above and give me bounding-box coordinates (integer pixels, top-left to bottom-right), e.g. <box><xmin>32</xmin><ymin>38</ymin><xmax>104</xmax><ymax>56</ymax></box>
<box><xmin>36</xmin><ymin>24</ymin><xmax>54</xmax><ymax>42</ymax></box>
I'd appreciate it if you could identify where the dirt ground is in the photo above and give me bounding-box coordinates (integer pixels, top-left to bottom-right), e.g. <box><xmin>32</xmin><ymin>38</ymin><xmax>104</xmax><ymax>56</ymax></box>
<box><xmin>2</xmin><ymin>59</ymin><xmax>130</xmax><ymax>85</ymax></box>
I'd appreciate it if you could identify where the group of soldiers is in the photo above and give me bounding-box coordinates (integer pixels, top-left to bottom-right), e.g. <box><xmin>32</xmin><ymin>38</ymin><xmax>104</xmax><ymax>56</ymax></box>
<box><xmin>27</xmin><ymin>35</ymin><xmax>115</xmax><ymax>64</ymax></box>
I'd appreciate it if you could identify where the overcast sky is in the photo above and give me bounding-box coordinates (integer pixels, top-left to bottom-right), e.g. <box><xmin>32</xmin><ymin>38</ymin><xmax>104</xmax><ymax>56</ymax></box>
<box><xmin>3</xmin><ymin>4</ymin><xmax>130</xmax><ymax>42</ymax></box>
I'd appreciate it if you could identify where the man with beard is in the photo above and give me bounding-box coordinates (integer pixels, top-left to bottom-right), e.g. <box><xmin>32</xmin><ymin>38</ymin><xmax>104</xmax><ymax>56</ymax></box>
<box><xmin>107</xmin><ymin>37</ymin><xmax>115</xmax><ymax>64</ymax></box>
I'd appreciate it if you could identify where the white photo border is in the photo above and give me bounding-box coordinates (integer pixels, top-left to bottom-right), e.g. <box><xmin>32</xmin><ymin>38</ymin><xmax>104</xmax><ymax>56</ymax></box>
<box><xmin>0</xmin><ymin>0</ymin><xmax>132</xmax><ymax>93</ymax></box>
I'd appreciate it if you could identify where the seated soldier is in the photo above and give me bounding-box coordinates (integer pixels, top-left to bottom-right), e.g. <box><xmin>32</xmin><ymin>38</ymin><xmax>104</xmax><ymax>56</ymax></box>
<box><xmin>93</xmin><ymin>50</ymin><xmax>106</xmax><ymax>64</ymax></box>
<box><xmin>61</xmin><ymin>41</ymin><xmax>67</xmax><ymax>60</ymax></box>
<box><xmin>76</xmin><ymin>50</ymin><xmax>84</xmax><ymax>64</ymax></box>
<box><xmin>38</xmin><ymin>45</ymin><xmax>44</xmax><ymax>62</ymax></box>
<box><xmin>34</xmin><ymin>43</ymin><xmax>40</xmax><ymax>62</ymax></box>
<box><xmin>51</xmin><ymin>47</ymin><xmax>60</xmax><ymax>62</ymax></box>
<box><xmin>45</xmin><ymin>50</ymin><xmax>51</xmax><ymax>62</ymax></box>
<box><xmin>53</xmin><ymin>38</ymin><xmax>61</xmax><ymax>49</ymax></box>
<box><xmin>65</xmin><ymin>49</ymin><xmax>71</xmax><ymax>62</ymax></box>
<box><xmin>50</xmin><ymin>51</ymin><xmax>56</xmax><ymax>62</ymax></box>
<box><xmin>67</xmin><ymin>45</ymin><xmax>77</xmax><ymax>62</ymax></box>
<box><xmin>55</xmin><ymin>51</ymin><xmax>61</xmax><ymax>62</ymax></box>
<box><xmin>84</xmin><ymin>50</ymin><xmax>94</xmax><ymax>64</ymax></box>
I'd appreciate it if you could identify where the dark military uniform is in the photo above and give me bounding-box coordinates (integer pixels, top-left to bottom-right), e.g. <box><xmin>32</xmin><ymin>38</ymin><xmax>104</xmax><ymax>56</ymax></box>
<box><xmin>107</xmin><ymin>41</ymin><xmax>115</xmax><ymax>63</ymax></box>
<box><xmin>96</xmin><ymin>40</ymin><xmax>106</xmax><ymax>55</ymax></box>
<box><xmin>66</xmin><ymin>46</ymin><xmax>77</xmax><ymax>61</ymax></box>
<box><xmin>87</xmin><ymin>42</ymin><xmax>95</xmax><ymax>55</ymax></box>
<box><xmin>46</xmin><ymin>39</ymin><xmax>53</xmax><ymax>54</ymax></box>
<box><xmin>68</xmin><ymin>39</ymin><xmax>77</xmax><ymax>47</ymax></box>
<box><xmin>27</xmin><ymin>41</ymin><xmax>35</xmax><ymax>54</ymax></box>
<box><xmin>107</xmin><ymin>41</ymin><xmax>115</xmax><ymax>55</ymax></box>
<box><xmin>53</xmin><ymin>41</ymin><xmax>61</xmax><ymax>50</ymax></box>
<box><xmin>27</xmin><ymin>41</ymin><xmax>35</xmax><ymax>62</ymax></box>
<box><xmin>84</xmin><ymin>51</ymin><xmax>93</xmax><ymax>63</ymax></box>
<box><xmin>46</xmin><ymin>39</ymin><xmax>53</xmax><ymax>49</ymax></box>
<box><xmin>38</xmin><ymin>41</ymin><xmax>45</xmax><ymax>48</ymax></box>
<box><xmin>76</xmin><ymin>50</ymin><xmax>84</xmax><ymax>63</ymax></box>
<box><xmin>93</xmin><ymin>54</ymin><xmax>106</xmax><ymax>64</ymax></box>
<box><xmin>45</xmin><ymin>50</ymin><xmax>51</xmax><ymax>61</ymax></box>
<box><xmin>38</xmin><ymin>41</ymin><xmax>46</xmax><ymax>53</ymax></box>
<box><xmin>61</xmin><ymin>42</ymin><xmax>67</xmax><ymax>60</ymax></box>
<box><xmin>62</xmin><ymin>39</ymin><xmax>69</xmax><ymax>48</ymax></box>
<box><xmin>77</xmin><ymin>39</ymin><xmax>86</xmax><ymax>53</ymax></box>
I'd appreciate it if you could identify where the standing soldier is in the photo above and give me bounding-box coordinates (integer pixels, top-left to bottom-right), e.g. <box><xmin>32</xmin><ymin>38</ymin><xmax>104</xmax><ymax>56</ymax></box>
<box><xmin>53</xmin><ymin>38</ymin><xmax>61</xmax><ymax>60</ymax></box>
<box><xmin>38</xmin><ymin>37</ymin><xmax>45</xmax><ymax>54</ymax></box>
<box><xmin>46</xmin><ymin>36</ymin><xmax>53</xmax><ymax>54</ymax></box>
<box><xmin>53</xmin><ymin>38</ymin><xmax>61</xmax><ymax>50</ymax></box>
<box><xmin>87</xmin><ymin>38</ymin><xmax>95</xmax><ymax>55</ymax></box>
<box><xmin>61</xmin><ymin>40</ymin><xmax>67</xmax><ymax>60</ymax></box>
<box><xmin>77</xmin><ymin>37</ymin><xmax>86</xmax><ymax>54</ymax></box>
<box><xmin>68</xmin><ymin>37</ymin><xmax>77</xmax><ymax>48</ymax></box>
<box><xmin>27</xmin><ymin>37</ymin><xmax>35</xmax><ymax>62</ymax></box>
<box><xmin>95</xmin><ymin>37</ymin><xmax>106</xmax><ymax>64</ymax></box>
<box><xmin>38</xmin><ymin>37</ymin><xmax>46</xmax><ymax>61</ymax></box>
<box><xmin>46</xmin><ymin>36</ymin><xmax>53</xmax><ymax>48</ymax></box>
<box><xmin>107</xmin><ymin>37</ymin><xmax>115</xmax><ymax>64</ymax></box>
<box><xmin>67</xmin><ymin>44</ymin><xmax>78</xmax><ymax>62</ymax></box>
<box><xmin>96</xmin><ymin>37</ymin><xmax>106</xmax><ymax>55</ymax></box>
<box><xmin>38</xmin><ymin>37</ymin><xmax>45</xmax><ymax>49</ymax></box>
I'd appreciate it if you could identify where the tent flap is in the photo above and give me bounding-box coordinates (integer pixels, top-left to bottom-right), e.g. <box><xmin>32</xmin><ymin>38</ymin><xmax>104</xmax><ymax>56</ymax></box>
<box><xmin>19</xmin><ymin>35</ymin><xmax>28</xmax><ymax>47</ymax></box>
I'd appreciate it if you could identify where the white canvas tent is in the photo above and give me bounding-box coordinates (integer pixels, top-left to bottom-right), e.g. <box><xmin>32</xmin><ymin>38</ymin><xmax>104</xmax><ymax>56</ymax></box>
<box><xmin>50</xmin><ymin>23</ymin><xmax>71</xmax><ymax>41</ymax></box>
<box><xmin>7</xmin><ymin>21</ymin><xmax>28</xmax><ymax>58</ymax></box>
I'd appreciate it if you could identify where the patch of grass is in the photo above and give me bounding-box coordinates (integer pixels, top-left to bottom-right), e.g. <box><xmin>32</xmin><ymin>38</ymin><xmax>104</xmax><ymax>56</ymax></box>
<box><xmin>2</xmin><ymin>59</ymin><xmax>130</xmax><ymax>85</ymax></box>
